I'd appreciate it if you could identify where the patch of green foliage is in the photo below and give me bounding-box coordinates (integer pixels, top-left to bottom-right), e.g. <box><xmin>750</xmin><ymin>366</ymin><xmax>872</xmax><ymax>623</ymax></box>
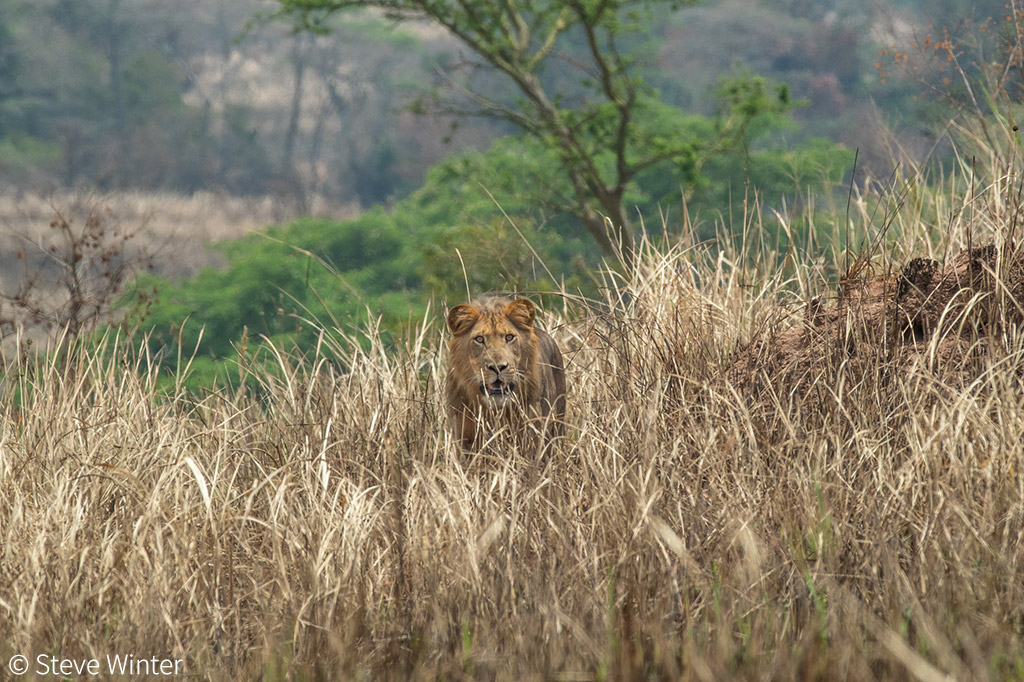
<box><xmin>0</xmin><ymin>134</ymin><xmax>61</xmax><ymax>180</ymax></box>
<box><xmin>131</xmin><ymin>211</ymin><xmax>422</xmax><ymax>386</ymax></box>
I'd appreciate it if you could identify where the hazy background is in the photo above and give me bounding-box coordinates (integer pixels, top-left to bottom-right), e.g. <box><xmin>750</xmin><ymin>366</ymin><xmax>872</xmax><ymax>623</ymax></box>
<box><xmin>0</xmin><ymin>0</ymin><xmax>993</xmax><ymax>213</ymax></box>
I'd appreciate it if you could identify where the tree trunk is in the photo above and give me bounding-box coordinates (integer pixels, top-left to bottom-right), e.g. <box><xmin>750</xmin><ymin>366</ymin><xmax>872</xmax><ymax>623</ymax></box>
<box><xmin>600</xmin><ymin>191</ymin><xmax>635</xmax><ymax>267</ymax></box>
<box><xmin>576</xmin><ymin>190</ymin><xmax>636</xmax><ymax>269</ymax></box>
<box><xmin>105</xmin><ymin>0</ymin><xmax>125</xmax><ymax>184</ymax></box>
<box><xmin>283</xmin><ymin>34</ymin><xmax>309</xmax><ymax>214</ymax></box>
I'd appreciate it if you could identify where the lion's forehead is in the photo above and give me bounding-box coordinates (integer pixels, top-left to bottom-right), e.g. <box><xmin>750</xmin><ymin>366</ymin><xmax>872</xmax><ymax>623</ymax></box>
<box><xmin>469</xmin><ymin>314</ymin><xmax>519</xmax><ymax>338</ymax></box>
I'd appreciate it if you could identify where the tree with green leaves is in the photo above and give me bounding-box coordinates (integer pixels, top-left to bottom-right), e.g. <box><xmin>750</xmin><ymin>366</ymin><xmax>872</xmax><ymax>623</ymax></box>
<box><xmin>274</xmin><ymin>0</ymin><xmax>793</xmax><ymax>266</ymax></box>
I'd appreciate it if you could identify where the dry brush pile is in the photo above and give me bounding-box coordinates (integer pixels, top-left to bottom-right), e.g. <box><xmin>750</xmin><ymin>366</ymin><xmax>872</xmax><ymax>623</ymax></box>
<box><xmin>2</xmin><ymin>203</ymin><xmax>1024</xmax><ymax>681</ymax></box>
<box><xmin>728</xmin><ymin>240</ymin><xmax>1024</xmax><ymax>397</ymax></box>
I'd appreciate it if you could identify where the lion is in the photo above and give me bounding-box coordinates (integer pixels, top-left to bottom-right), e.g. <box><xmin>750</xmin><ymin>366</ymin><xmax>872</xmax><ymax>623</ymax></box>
<box><xmin>445</xmin><ymin>296</ymin><xmax>566</xmax><ymax>450</ymax></box>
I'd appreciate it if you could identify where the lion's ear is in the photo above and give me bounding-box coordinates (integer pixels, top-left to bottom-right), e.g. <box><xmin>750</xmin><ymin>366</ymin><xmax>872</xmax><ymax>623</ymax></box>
<box><xmin>447</xmin><ymin>304</ymin><xmax>481</xmax><ymax>336</ymax></box>
<box><xmin>503</xmin><ymin>298</ymin><xmax>536</xmax><ymax>330</ymax></box>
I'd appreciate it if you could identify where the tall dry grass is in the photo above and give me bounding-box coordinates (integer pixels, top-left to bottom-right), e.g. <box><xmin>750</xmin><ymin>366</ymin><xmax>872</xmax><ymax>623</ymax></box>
<box><xmin>1</xmin><ymin>166</ymin><xmax>1024</xmax><ymax>681</ymax></box>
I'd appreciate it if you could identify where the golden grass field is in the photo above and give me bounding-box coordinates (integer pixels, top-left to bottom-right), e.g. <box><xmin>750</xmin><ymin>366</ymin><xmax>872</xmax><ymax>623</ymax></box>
<box><xmin>1</xmin><ymin>164</ymin><xmax>1023</xmax><ymax>681</ymax></box>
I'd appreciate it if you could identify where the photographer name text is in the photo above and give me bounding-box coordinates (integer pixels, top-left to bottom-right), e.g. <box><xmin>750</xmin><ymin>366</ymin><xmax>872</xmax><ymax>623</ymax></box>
<box><xmin>7</xmin><ymin>653</ymin><xmax>183</xmax><ymax>677</ymax></box>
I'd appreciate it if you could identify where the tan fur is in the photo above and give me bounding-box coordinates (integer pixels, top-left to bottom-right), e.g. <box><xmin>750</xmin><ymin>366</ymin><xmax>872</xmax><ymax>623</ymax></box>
<box><xmin>445</xmin><ymin>296</ymin><xmax>566</xmax><ymax>450</ymax></box>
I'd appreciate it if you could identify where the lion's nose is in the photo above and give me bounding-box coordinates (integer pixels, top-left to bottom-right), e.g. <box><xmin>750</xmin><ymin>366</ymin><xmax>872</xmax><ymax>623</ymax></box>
<box><xmin>487</xmin><ymin>363</ymin><xmax>508</xmax><ymax>375</ymax></box>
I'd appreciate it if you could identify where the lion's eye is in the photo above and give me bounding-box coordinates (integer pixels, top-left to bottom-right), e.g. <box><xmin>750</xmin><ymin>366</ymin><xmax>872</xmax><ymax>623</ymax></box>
<box><xmin>505</xmin><ymin>334</ymin><xmax>516</xmax><ymax>343</ymax></box>
<box><xmin>473</xmin><ymin>335</ymin><xmax>485</xmax><ymax>344</ymax></box>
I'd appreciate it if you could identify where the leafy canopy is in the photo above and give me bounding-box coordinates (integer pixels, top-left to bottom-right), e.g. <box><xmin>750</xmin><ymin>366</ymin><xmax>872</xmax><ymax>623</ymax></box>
<box><xmin>274</xmin><ymin>0</ymin><xmax>794</xmax><ymax>265</ymax></box>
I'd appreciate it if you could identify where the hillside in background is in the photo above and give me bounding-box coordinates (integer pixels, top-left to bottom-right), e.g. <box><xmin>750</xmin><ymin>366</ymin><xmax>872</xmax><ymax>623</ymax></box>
<box><xmin>0</xmin><ymin>0</ymin><xmax>484</xmax><ymax>209</ymax></box>
<box><xmin>0</xmin><ymin>0</ymin><xmax>1009</xmax><ymax>207</ymax></box>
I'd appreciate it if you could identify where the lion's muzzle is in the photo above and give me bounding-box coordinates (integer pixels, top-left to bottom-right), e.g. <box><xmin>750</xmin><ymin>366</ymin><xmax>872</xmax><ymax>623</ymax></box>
<box><xmin>481</xmin><ymin>379</ymin><xmax>515</xmax><ymax>397</ymax></box>
<box><xmin>480</xmin><ymin>366</ymin><xmax>516</xmax><ymax>406</ymax></box>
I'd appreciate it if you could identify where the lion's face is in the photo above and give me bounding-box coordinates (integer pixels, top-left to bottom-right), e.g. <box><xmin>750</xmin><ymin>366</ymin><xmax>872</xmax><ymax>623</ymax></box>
<box><xmin>447</xmin><ymin>298</ymin><xmax>537</xmax><ymax>409</ymax></box>
<box><xmin>444</xmin><ymin>296</ymin><xmax>565</xmax><ymax>450</ymax></box>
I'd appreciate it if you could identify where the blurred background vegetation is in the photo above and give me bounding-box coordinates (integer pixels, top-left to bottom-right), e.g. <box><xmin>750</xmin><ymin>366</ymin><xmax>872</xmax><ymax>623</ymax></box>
<box><xmin>0</xmin><ymin>0</ymin><xmax>1017</xmax><ymax>386</ymax></box>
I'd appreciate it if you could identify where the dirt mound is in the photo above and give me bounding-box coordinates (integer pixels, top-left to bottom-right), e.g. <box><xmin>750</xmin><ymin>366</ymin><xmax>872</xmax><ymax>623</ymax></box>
<box><xmin>727</xmin><ymin>243</ymin><xmax>1024</xmax><ymax>394</ymax></box>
